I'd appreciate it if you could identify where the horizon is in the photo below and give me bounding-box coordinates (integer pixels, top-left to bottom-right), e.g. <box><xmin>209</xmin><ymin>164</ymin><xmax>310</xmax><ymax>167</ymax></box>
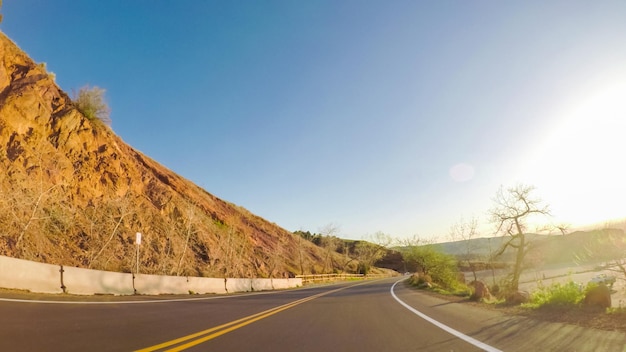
<box><xmin>2</xmin><ymin>1</ymin><xmax>625</xmax><ymax>240</ymax></box>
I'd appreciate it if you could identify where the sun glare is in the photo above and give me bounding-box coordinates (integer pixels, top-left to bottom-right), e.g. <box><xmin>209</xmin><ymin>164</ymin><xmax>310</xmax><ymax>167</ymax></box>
<box><xmin>522</xmin><ymin>81</ymin><xmax>626</xmax><ymax>228</ymax></box>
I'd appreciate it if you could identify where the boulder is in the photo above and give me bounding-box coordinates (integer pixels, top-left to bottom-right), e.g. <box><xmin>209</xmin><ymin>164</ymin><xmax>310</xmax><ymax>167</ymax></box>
<box><xmin>470</xmin><ymin>280</ymin><xmax>491</xmax><ymax>301</ymax></box>
<box><xmin>584</xmin><ymin>284</ymin><xmax>611</xmax><ymax>309</ymax></box>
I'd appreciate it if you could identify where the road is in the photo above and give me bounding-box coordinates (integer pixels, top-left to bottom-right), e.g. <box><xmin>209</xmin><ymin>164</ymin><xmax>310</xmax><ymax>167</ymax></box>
<box><xmin>1</xmin><ymin>277</ymin><xmax>625</xmax><ymax>351</ymax></box>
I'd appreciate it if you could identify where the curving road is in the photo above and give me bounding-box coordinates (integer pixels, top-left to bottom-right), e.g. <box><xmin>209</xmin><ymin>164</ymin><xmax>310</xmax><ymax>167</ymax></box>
<box><xmin>1</xmin><ymin>277</ymin><xmax>624</xmax><ymax>351</ymax></box>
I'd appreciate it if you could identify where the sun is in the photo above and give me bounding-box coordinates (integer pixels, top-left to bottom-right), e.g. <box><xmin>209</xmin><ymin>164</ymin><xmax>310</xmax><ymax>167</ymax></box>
<box><xmin>522</xmin><ymin>81</ymin><xmax>626</xmax><ymax>228</ymax></box>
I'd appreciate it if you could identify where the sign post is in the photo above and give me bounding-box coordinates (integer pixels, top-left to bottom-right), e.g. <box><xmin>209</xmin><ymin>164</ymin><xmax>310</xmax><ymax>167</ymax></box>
<box><xmin>135</xmin><ymin>232</ymin><xmax>142</xmax><ymax>275</ymax></box>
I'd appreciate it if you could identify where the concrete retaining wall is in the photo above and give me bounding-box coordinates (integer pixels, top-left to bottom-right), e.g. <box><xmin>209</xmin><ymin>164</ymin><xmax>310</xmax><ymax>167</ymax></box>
<box><xmin>62</xmin><ymin>266</ymin><xmax>134</xmax><ymax>295</ymax></box>
<box><xmin>0</xmin><ymin>256</ymin><xmax>63</xmax><ymax>294</ymax></box>
<box><xmin>187</xmin><ymin>276</ymin><xmax>227</xmax><ymax>294</ymax></box>
<box><xmin>273</xmin><ymin>278</ymin><xmax>303</xmax><ymax>289</ymax></box>
<box><xmin>289</xmin><ymin>278</ymin><xmax>303</xmax><ymax>287</ymax></box>
<box><xmin>134</xmin><ymin>274</ymin><xmax>190</xmax><ymax>295</ymax></box>
<box><xmin>226</xmin><ymin>278</ymin><xmax>252</xmax><ymax>293</ymax></box>
<box><xmin>0</xmin><ymin>255</ymin><xmax>300</xmax><ymax>296</ymax></box>
<box><xmin>251</xmin><ymin>278</ymin><xmax>274</xmax><ymax>291</ymax></box>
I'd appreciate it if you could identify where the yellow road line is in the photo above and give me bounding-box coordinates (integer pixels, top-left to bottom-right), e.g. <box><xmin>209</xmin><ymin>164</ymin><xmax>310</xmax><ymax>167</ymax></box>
<box><xmin>136</xmin><ymin>284</ymin><xmax>359</xmax><ymax>352</ymax></box>
<box><xmin>165</xmin><ymin>294</ymin><xmax>322</xmax><ymax>352</ymax></box>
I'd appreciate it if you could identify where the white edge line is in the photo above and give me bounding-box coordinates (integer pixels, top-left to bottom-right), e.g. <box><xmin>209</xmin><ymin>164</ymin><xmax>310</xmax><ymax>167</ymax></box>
<box><xmin>391</xmin><ymin>279</ymin><xmax>502</xmax><ymax>352</ymax></box>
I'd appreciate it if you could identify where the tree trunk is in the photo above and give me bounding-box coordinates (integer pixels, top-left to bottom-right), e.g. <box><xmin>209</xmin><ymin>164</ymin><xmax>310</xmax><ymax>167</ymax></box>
<box><xmin>511</xmin><ymin>218</ymin><xmax>526</xmax><ymax>291</ymax></box>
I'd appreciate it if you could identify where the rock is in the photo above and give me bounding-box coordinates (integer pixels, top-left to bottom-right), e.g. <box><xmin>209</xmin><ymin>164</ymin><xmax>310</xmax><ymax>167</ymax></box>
<box><xmin>506</xmin><ymin>290</ymin><xmax>529</xmax><ymax>305</ymax></box>
<box><xmin>470</xmin><ymin>280</ymin><xmax>492</xmax><ymax>301</ymax></box>
<box><xmin>418</xmin><ymin>282</ymin><xmax>433</xmax><ymax>289</ymax></box>
<box><xmin>584</xmin><ymin>284</ymin><xmax>611</xmax><ymax>309</ymax></box>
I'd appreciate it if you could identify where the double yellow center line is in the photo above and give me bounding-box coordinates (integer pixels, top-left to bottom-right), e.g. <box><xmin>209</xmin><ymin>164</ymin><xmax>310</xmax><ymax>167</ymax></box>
<box><xmin>135</xmin><ymin>284</ymin><xmax>355</xmax><ymax>352</ymax></box>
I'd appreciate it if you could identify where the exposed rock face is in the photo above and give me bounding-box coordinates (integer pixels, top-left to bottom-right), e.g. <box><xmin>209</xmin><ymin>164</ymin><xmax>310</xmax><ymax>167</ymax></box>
<box><xmin>0</xmin><ymin>31</ymin><xmax>329</xmax><ymax>277</ymax></box>
<box><xmin>584</xmin><ymin>284</ymin><xmax>611</xmax><ymax>309</ymax></box>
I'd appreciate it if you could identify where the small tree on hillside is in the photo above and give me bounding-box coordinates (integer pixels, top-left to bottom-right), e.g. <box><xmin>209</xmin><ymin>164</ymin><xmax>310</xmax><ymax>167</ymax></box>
<box><xmin>319</xmin><ymin>223</ymin><xmax>340</xmax><ymax>273</ymax></box>
<box><xmin>355</xmin><ymin>232</ymin><xmax>392</xmax><ymax>274</ymax></box>
<box><xmin>73</xmin><ymin>85</ymin><xmax>111</xmax><ymax>126</ymax></box>
<box><xmin>490</xmin><ymin>184</ymin><xmax>550</xmax><ymax>292</ymax></box>
<box><xmin>355</xmin><ymin>241</ymin><xmax>382</xmax><ymax>275</ymax></box>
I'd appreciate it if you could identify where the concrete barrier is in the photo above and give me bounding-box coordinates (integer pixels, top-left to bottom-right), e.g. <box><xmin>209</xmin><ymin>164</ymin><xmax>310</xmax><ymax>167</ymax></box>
<box><xmin>62</xmin><ymin>266</ymin><xmax>134</xmax><ymax>295</ymax></box>
<box><xmin>0</xmin><ymin>255</ymin><xmax>303</xmax><ymax>295</ymax></box>
<box><xmin>0</xmin><ymin>256</ymin><xmax>62</xmax><ymax>294</ymax></box>
<box><xmin>134</xmin><ymin>274</ymin><xmax>189</xmax><ymax>295</ymax></box>
<box><xmin>251</xmin><ymin>278</ymin><xmax>274</xmax><ymax>291</ymax></box>
<box><xmin>187</xmin><ymin>276</ymin><xmax>226</xmax><ymax>294</ymax></box>
<box><xmin>226</xmin><ymin>278</ymin><xmax>252</xmax><ymax>293</ymax></box>
<box><xmin>271</xmin><ymin>278</ymin><xmax>291</xmax><ymax>290</ymax></box>
<box><xmin>288</xmin><ymin>278</ymin><xmax>303</xmax><ymax>288</ymax></box>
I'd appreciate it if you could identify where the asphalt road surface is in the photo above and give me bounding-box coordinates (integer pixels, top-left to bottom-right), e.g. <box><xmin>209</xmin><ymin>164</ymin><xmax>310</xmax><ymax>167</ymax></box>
<box><xmin>1</xmin><ymin>277</ymin><xmax>625</xmax><ymax>351</ymax></box>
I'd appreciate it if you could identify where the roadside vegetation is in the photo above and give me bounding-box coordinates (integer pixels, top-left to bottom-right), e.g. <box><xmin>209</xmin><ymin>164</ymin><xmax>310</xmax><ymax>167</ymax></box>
<box><xmin>72</xmin><ymin>85</ymin><xmax>112</xmax><ymax>126</ymax></box>
<box><xmin>523</xmin><ymin>280</ymin><xmax>587</xmax><ymax>309</ymax></box>
<box><xmin>380</xmin><ymin>183</ymin><xmax>626</xmax><ymax>332</ymax></box>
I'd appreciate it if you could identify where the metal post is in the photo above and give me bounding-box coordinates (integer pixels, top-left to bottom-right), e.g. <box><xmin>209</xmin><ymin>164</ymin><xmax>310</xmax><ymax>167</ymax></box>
<box><xmin>136</xmin><ymin>243</ymin><xmax>140</xmax><ymax>275</ymax></box>
<box><xmin>135</xmin><ymin>232</ymin><xmax>142</xmax><ymax>275</ymax></box>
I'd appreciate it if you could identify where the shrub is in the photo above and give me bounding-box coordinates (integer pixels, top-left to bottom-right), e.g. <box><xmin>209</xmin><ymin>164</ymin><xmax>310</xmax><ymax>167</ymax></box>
<box><xmin>524</xmin><ymin>280</ymin><xmax>586</xmax><ymax>309</ymax></box>
<box><xmin>402</xmin><ymin>244</ymin><xmax>462</xmax><ymax>290</ymax></box>
<box><xmin>73</xmin><ymin>85</ymin><xmax>111</xmax><ymax>126</ymax></box>
<box><xmin>408</xmin><ymin>273</ymin><xmax>432</xmax><ymax>287</ymax></box>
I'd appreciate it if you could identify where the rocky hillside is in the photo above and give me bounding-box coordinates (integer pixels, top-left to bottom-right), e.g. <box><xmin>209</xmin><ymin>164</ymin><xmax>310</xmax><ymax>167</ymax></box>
<box><xmin>0</xmin><ymin>31</ymin><xmax>337</xmax><ymax>278</ymax></box>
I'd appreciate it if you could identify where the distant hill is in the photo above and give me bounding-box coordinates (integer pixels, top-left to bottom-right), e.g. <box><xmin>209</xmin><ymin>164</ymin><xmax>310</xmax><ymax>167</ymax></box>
<box><xmin>433</xmin><ymin>228</ymin><xmax>626</xmax><ymax>267</ymax></box>
<box><xmin>0</xmin><ymin>31</ymin><xmax>338</xmax><ymax>278</ymax></box>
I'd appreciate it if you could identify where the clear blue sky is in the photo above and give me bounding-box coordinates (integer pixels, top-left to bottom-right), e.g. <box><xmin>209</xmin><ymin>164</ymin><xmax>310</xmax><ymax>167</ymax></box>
<box><xmin>3</xmin><ymin>1</ymin><xmax>625</xmax><ymax>240</ymax></box>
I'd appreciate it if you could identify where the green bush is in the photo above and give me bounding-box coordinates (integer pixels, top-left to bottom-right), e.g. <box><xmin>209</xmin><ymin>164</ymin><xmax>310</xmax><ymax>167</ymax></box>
<box><xmin>524</xmin><ymin>280</ymin><xmax>586</xmax><ymax>309</ymax></box>
<box><xmin>73</xmin><ymin>85</ymin><xmax>111</xmax><ymax>126</ymax></box>
<box><xmin>402</xmin><ymin>244</ymin><xmax>462</xmax><ymax>290</ymax></box>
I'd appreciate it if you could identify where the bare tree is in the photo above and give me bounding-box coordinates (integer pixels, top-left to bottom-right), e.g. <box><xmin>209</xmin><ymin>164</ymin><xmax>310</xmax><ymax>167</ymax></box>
<box><xmin>295</xmin><ymin>232</ymin><xmax>307</xmax><ymax>275</ymax></box>
<box><xmin>14</xmin><ymin>185</ymin><xmax>58</xmax><ymax>252</ymax></box>
<box><xmin>265</xmin><ymin>233</ymin><xmax>289</xmax><ymax>279</ymax></box>
<box><xmin>89</xmin><ymin>194</ymin><xmax>134</xmax><ymax>269</ymax></box>
<box><xmin>355</xmin><ymin>232</ymin><xmax>391</xmax><ymax>275</ymax></box>
<box><xmin>319</xmin><ymin>223</ymin><xmax>340</xmax><ymax>273</ymax></box>
<box><xmin>213</xmin><ymin>215</ymin><xmax>252</xmax><ymax>278</ymax></box>
<box><xmin>489</xmin><ymin>184</ymin><xmax>550</xmax><ymax>291</ymax></box>
<box><xmin>555</xmin><ymin>223</ymin><xmax>570</xmax><ymax>236</ymax></box>
<box><xmin>2</xmin><ymin>140</ymin><xmax>70</xmax><ymax>258</ymax></box>
<box><xmin>337</xmin><ymin>240</ymin><xmax>356</xmax><ymax>274</ymax></box>
<box><xmin>355</xmin><ymin>242</ymin><xmax>381</xmax><ymax>275</ymax></box>
<box><xmin>449</xmin><ymin>217</ymin><xmax>480</xmax><ymax>282</ymax></box>
<box><xmin>176</xmin><ymin>201</ymin><xmax>198</xmax><ymax>276</ymax></box>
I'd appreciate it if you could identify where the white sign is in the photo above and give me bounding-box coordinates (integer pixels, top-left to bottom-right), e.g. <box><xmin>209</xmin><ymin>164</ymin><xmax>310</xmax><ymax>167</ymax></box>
<box><xmin>136</xmin><ymin>232</ymin><xmax>142</xmax><ymax>245</ymax></box>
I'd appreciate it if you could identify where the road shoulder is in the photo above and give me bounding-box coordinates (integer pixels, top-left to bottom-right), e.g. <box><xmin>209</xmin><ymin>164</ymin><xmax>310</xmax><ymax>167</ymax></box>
<box><xmin>393</xmin><ymin>281</ymin><xmax>626</xmax><ymax>352</ymax></box>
